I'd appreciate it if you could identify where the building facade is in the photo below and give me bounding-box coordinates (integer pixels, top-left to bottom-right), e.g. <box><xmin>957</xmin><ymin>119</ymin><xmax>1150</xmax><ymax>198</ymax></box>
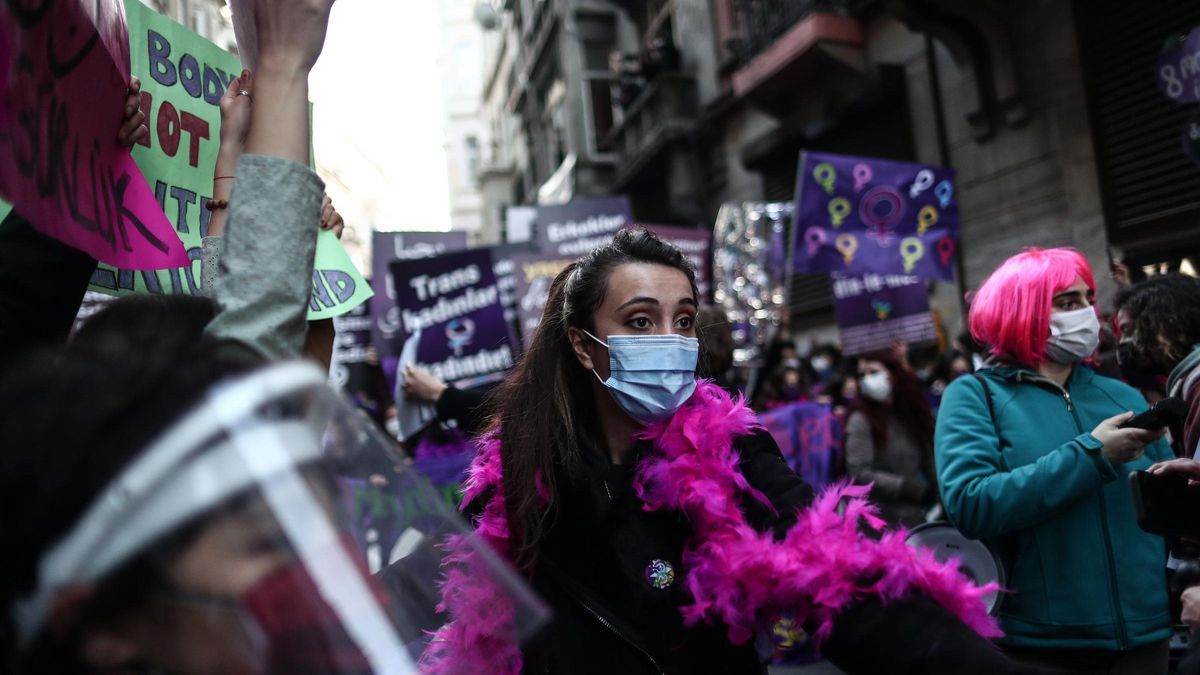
<box><xmin>440</xmin><ymin>0</ymin><xmax>491</xmax><ymax>243</ymax></box>
<box><xmin>473</xmin><ymin>0</ymin><xmax>1200</xmax><ymax>339</ymax></box>
<box><xmin>138</xmin><ymin>0</ymin><xmax>235</xmax><ymax>50</ymax></box>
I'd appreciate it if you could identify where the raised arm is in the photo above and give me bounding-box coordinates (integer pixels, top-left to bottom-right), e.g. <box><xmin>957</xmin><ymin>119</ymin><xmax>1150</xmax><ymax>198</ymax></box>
<box><xmin>203</xmin><ymin>0</ymin><xmax>337</xmax><ymax>361</ymax></box>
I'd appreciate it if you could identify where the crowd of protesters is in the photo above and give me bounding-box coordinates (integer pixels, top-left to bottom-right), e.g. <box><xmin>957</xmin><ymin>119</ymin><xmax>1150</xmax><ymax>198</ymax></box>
<box><xmin>6</xmin><ymin>1</ymin><xmax>1200</xmax><ymax>673</ymax></box>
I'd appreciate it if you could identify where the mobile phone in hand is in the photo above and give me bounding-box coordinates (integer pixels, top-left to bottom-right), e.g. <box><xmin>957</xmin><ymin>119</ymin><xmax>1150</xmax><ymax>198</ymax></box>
<box><xmin>1119</xmin><ymin>397</ymin><xmax>1187</xmax><ymax>430</ymax></box>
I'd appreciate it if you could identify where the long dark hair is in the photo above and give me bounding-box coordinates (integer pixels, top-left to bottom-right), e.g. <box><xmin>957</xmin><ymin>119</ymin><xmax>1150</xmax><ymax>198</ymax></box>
<box><xmin>489</xmin><ymin>228</ymin><xmax>698</xmax><ymax>572</ymax></box>
<box><xmin>852</xmin><ymin>350</ymin><xmax>934</xmax><ymax>453</ymax></box>
<box><xmin>1114</xmin><ymin>274</ymin><xmax>1200</xmax><ymax>373</ymax></box>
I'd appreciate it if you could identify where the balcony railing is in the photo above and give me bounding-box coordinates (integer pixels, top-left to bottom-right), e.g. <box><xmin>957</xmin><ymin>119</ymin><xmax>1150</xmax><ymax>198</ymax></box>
<box><xmin>728</xmin><ymin>0</ymin><xmax>849</xmax><ymax>65</ymax></box>
<box><xmin>605</xmin><ymin>72</ymin><xmax>699</xmax><ymax>187</ymax></box>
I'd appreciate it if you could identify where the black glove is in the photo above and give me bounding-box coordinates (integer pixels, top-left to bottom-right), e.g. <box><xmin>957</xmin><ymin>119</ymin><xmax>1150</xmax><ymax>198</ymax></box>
<box><xmin>821</xmin><ymin>593</ymin><xmax>1054</xmax><ymax>675</ymax></box>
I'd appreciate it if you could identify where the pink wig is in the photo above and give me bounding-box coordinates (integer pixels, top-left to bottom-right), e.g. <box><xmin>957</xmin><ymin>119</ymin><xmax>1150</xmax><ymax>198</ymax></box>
<box><xmin>969</xmin><ymin>248</ymin><xmax>1095</xmax><ymax>367</ymax></box>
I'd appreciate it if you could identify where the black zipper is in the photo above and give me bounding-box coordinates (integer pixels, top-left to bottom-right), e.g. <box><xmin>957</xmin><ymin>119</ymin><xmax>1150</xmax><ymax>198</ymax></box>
<box><xmin>1023</xmin><ymin>372</ymin><xmax>1129</xmax><ymax>648</ymax></box>
<box><xmin>575</xmin><ymin>596</ymin><xmax>667</xmax><ymax>674</ymax></box>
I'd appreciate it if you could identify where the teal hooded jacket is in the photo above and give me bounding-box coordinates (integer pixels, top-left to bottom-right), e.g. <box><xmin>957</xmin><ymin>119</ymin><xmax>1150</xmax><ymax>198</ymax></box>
<box><xmin>935</xmin><ymin>365</ymin><xmax>1173</xmax><ymax>650</ymax></box>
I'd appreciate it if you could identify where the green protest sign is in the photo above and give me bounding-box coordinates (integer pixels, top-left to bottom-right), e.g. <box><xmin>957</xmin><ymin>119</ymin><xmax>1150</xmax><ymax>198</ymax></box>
<box><xmin>87</xmin><ymin>0</ymin><xmax>370</xmax><ymax>319</ymax></box>
<box><xmin>310</xmin><ymin>229</ymin><xmax>374</xmax><ymax>319</ymax></box>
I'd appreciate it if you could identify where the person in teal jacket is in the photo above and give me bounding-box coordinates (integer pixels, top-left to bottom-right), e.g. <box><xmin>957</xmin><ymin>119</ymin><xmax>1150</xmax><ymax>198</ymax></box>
<box><xmin>935</xmin><ymin>247</ymin><xmax>1173</xmax><ymax>675</ymax></box>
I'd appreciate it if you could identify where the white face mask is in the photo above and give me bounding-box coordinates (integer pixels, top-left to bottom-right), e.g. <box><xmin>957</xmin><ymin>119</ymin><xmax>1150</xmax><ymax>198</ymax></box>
<box><xmin>1045</xmin><ymin>307</ymin><xmax>1100</xmax><ymax>364</ymax></box>
<box><xmin>860</xmin><ymin>371</ymin><xmax>892</xmax><ymax>402</ymax></box>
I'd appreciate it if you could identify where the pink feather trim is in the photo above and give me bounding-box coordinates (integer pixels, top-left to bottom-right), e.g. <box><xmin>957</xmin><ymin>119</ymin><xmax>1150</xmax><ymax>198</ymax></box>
<box><xmin>420</xmin><ymin>381</ymin><xmax>1000</xmax><ymax>672</ymax></box>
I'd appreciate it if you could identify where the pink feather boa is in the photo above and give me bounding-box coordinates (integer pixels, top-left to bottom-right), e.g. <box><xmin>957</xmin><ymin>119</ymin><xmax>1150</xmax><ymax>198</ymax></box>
<box><xmin>420</xmin><ymin>381</ymin><xmax>1000</xmax><ymax>673</ymax></box>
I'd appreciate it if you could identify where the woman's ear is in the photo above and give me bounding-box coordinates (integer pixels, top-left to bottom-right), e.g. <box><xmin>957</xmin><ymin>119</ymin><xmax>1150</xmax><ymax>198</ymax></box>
<box><xmin>566</xmin><ymin>327</ymin><xmax>595</xmax><ymax>371</ymax></box>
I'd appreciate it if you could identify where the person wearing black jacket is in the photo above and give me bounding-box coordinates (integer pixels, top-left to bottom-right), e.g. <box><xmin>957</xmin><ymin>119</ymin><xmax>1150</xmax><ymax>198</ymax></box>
<box><xmin>426</xmin><ymin>228</ymin><xmax>1045</xmax><ymax>675</ymax></box>
<box><xmin>401</xmin><ymin>362</ymin><xmax>491</xmax><ymax>437</ymax></box>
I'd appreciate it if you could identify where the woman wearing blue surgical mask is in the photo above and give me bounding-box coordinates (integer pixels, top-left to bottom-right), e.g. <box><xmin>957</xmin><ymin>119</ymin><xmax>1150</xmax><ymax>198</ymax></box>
<box><xmin>936</xmin><ymin>248</ymin><xmax>1174</xmax><ymax>674</ymax></box>
<box><xmin>435</xmin><ymin>229</ymin><xmax>1048</xmax><ymax>675</ymax></box>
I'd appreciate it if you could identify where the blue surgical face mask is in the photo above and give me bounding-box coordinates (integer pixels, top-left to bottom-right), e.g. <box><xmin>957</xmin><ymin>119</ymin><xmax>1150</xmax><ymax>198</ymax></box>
<box><xmin>583</xmin><ymin>330</ymin><xmax>699</xmax><ymax>426</ymax></box>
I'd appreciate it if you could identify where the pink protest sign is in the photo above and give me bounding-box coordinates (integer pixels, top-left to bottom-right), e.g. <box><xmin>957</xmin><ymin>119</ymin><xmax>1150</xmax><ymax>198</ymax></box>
<box><xmin>0</xmin><ymin>0</ymin><xmax>187</xmax><ymax>270</ymax></box>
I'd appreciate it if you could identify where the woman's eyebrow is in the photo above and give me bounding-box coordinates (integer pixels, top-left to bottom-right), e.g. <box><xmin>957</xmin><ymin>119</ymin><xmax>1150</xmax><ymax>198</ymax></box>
<box><xmin>616</xmin><ymin>296</ymin><xmax>659</xmax><ymax>311</ymax></box>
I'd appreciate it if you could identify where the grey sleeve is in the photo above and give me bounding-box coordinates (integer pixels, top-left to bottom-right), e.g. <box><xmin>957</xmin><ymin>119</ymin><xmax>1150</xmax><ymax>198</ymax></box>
<box><xmin>203</xmin><ymin>155</ymin><xmax>323</xmax><ymax>362</ymax></box>
<box><xmin>200</xmin><ymin>235</ymin><xmax>223</xmax><ymax>298</ymax></box>
<box><xmin>844</xmin><ymin>412</ymin><xmax>904</xmax><ymax>498</ymax></box>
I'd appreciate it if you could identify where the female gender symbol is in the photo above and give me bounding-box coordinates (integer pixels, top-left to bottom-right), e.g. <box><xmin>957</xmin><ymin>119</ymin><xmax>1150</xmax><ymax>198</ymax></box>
<box><xmin>853</xmin><ymin>163</ymin><xmax>873</xmax><ymax>192</ymax></box>
<box><xmin>804</xmin><ymin>226</ymin><xmax>827</xmax><ymax>256</ymax></box>
<box><xmin>934</xmin><ymin>180</ymin><xmax>954</xmax><ymax>209</ymax></box>
<box><xmin>936</xmin><ymin>236</ymin><xmax>956</xmax><ymax>267</ymax></box>
<box><xmin>835</xmin><ymin>234</ymin><xmax>859</xmax><ymax>265</ymax></box>
<box><xmin>812</xmin><ymin>163</ymin><xmax>837</xmax><ymax>194</ymax></box>
<box><xmin>446</xmin><ymin>317</ymin><xmax>476</xmax><ymax>356</ymax></box>
<box><xmin>900</xmin><ymin>237</ymin><xmax>925</xmax><ymax>273</ymax></box>
<box><xmin>909</xmin><ymin>170</ymin><xmax>935</xmax><ymax>198</ymax></box>
<box><xmin>917</xmin><ymin>205</ymin><xmax>939</xmax><ymax>234</ymax></box>
<box><xmin>828</xmin><ymin>198</ymin><xmax>852</xmax><ymax>227</ymax></box>
<box><xmin>859</xmin><ymin>186</ymin><xmax>906</xmax><ymax>245</ymax></box>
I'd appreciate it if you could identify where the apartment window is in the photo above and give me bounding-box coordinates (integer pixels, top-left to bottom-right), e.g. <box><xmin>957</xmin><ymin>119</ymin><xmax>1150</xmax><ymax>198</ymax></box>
<box><xmin>465</xmin><ymin>136</ymin><xmax>481</xmax><ymax>182</ymax></box>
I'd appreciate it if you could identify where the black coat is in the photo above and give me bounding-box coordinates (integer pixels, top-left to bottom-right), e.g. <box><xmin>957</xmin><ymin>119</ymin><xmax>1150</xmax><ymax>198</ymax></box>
<box><xmin>519</xmin><ymin>429</ymin><xmax>1048</xmax><ymax>675</ymax></box>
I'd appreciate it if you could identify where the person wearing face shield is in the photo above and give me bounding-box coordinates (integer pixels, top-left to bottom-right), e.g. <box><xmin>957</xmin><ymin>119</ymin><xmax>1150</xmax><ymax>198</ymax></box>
<box><xmin>419</xmin><ymin>228</ymin><xmax>1053</xmax><ymax>675</ymax></box>
<box><xmin>1</xmin><ymin>2</ymin><xmax>550</xmax><ymax>671</ymax></box>
<box><xmin>935</xmin><ymin>248</ymin><xmax>1175</xmax><ymax>673</ymax></box>
<box><xmin>845</xmin><ymin>351</ymin><xmax>937</xmax><ymax>528</ymax></box>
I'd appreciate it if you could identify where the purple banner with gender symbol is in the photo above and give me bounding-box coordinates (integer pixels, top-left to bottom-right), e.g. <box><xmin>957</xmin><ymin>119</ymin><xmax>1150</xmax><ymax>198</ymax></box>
<box><xmin>371</xmin><ymin>231</ymin><xmax>469</xmax><ymax>358</ymax></box>
<box><xmin>832</xmin><ymin>273</ymin><xmax>936</xmax><ymax>356</ymax></box>
<box><xmin>790</xmin><ymin>152</ymin><xmax>958</xmax><ymax>281</ymax></box>
<box><xmin>389</xmin><ymin>248</ymin><xmax>515</xmax><ymax>390</ymax></box>
<box><xmin>758</xmin><ymin>402</ymin><xmax>842</xmax><ymax>491</ymax></box>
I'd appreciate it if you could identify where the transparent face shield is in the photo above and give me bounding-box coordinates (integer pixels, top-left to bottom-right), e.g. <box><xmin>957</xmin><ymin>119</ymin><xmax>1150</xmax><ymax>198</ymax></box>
<box><xmin>15</xmin><ymin>362</ymin><xmax>547</xmax><ymax>674</ymax></box>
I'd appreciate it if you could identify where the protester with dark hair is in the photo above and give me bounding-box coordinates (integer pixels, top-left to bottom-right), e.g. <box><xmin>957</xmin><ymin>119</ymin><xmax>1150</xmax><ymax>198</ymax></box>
<box><xmin>423</xmin><ymin>227</ymin><xmax>1046</xmax><ymax>675</ymax></box>
<box><xmin>844</xmin><ymin>350</ymin><xmax>937</xmax><ymax>527</ymax></box>
<box><xmin>1113</xmin><ymin>274</ymin><xmax>1200</xmax><ymax>457</ymax></box>
<box><xmin>936</xmin><ymin>248</ymin><xmax>1174</xmax><ymax>673</ymax></box>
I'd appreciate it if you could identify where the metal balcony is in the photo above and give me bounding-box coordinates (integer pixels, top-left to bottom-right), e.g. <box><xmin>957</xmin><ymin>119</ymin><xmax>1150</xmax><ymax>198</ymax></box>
<box><xmin>604</xmin><ymin>72</ymin><xmax>699</xmax><ymax>189</ymax></box>
<box><xmin>728</xmin><ymin>0</ymin><xmax>850</xmax><ymax>64</ymax></box>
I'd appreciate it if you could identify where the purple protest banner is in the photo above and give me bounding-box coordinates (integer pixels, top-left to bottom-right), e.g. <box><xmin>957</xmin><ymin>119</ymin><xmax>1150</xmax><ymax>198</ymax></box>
<box><xmin>0</xmin><ymin>0</ymin><xmax>187</xmax><ymax>270</ymax></box>
<box><xmin>511</xmin><ymin>252</ymin><xmax>574</xmax><ymax>348</ymax></box>
<box><xmin>389</xmin><ymin>248</ymin><xmax>515</xmax><ymax>389</ymax></box>
<box><xmin>832</xmin><ymin>273</ymin><xmax>936</xmax><ymax>356</ymax></box>
<box><xmin>791</xmin><ymin>152</ymin><xmax>958</xmax><ymax>281</ymax></box>
<box><xmin>534</xmin><ymin>196</ymin><xmax>632</xmax><ymax>256</ymax></box>
<box><xmin>1156</xmin><ymin>26</ymin><xmax>1200</xmax><ymax>104</ymax></box>
<box><xmin>331</xmin><ymin>301</ymin><xmax>376</xmax><ymax>399</ymax></box>
<box><xmin>370</xmin><ymin>231</ymin><xmax>468</xmax><ymax>358</ymax></box>
<box><xmin>759</xmin><ymin>402</ymin><xmax>842</xmax><ymax>492</ymax></box>
<box><xmin>632</xmin><ymin>223</ymin><xmax>712</xmax><ymax>300</ymax></box>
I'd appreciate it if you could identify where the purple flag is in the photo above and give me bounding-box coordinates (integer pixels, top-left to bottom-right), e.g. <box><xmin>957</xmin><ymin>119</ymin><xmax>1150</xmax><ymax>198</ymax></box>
<box><xmin>791</xmin><ymin>152</ymin><xmax>958</xmax><ymax>281</ymax></box>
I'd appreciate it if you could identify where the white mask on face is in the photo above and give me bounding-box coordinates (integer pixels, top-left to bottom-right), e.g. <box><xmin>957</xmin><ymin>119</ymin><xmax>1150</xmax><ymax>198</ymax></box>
<box><xmin>860</xmin><ymin>371</ymin><xmax>892</xmax><ymax>402</ymax></box>
<box><xmin>1045</xmin><ymin>307</ymin><xmax>1100</xmax><ymax>364</ymax></box>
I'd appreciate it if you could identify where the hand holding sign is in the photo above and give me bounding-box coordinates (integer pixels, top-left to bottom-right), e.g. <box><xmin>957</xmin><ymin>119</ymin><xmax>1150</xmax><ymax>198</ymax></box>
<box><xmin>0</xmin><ymin>0</ymin><xmax>187</xmax><ymax>269</ymax></box>
<box><xmin>117</xmin><ymin>78</ymin><xmax>149</xmax><ymax>148</ymax></box>
<box><xmin>218</xmin><ymin>69</ymin><xmax>254</xmax><ymax>152</ymax></box>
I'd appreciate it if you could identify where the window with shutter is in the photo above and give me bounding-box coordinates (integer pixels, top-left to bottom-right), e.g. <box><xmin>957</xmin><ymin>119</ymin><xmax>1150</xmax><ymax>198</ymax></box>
<box><xmin>1076</xmin><ymin>0</ymin><xmax>1200</xmax><ymax>260</ymax></box>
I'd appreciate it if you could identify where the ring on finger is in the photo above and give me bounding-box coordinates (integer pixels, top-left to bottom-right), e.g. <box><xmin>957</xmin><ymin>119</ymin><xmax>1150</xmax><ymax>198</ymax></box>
<box><xmin>237</xmin><ymin>89</ymin><xmax>251</xmax><ymax>97</ymax></box>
